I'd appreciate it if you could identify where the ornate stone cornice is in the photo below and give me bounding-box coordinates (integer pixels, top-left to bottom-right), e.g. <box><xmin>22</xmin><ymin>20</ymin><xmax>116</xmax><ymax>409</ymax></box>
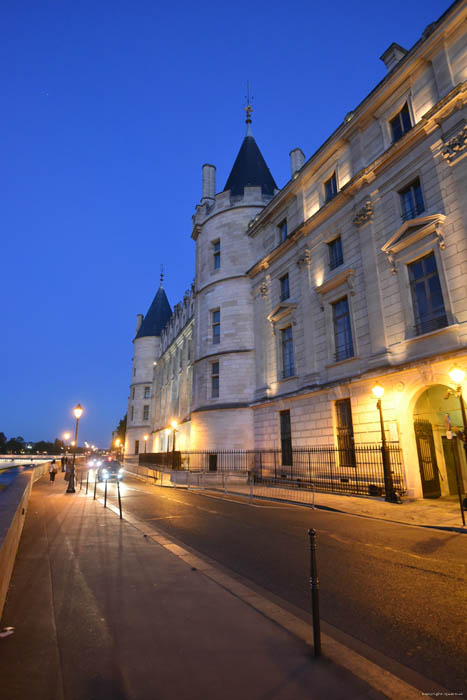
<box><xmin>442</xmin><ymin>123</ymin><xmax>467</xmax><ymax>164</ymax></box>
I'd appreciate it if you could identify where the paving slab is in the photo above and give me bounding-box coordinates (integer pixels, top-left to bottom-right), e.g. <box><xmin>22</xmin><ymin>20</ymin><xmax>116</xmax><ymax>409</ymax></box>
<box><xmin>0</xmin><ymin>476</ymin><xmax>389</xmax><ymax>700</ymax></box>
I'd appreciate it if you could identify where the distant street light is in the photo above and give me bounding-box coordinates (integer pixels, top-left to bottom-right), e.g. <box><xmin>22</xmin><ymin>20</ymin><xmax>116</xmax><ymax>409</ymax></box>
<box><xmin>144</xmin><ymin>434</ymin><xmax>149</xmax><ymax>453</ymax></box>
<box><xmin>371</xmin><ymin>384</ymin><xmax>400</xmax><ymax>503</ymax></box>
<box><xmin>66</xmin><ymin>404</ymin><xmax>83</xmax><ymax>494</ymax></box>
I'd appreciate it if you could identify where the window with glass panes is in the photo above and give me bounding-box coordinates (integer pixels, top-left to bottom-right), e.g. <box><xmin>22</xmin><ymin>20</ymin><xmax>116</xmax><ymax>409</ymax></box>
<box><xmin>211</xmin><ymin>361</ymin><xmax>219</xmax><ymax>398</ymax></box>
<box><xmin>280</xmin><ymin>274</ymin><xmax>290</xmax><ymax>301</ymax></box>
<box><xmin>324</xmin><ymin>173</ymin><xmax>337</xmax><ymax>202</ymax></box>
<box><xmin>213</xmin><ymin>240</ymin><xmax>221</xmax><ymax>269</ymax></box>
<box><xmin>144</xmin><ymin>386</ymin><xmax>150</xmax><ymax>398</ymax></box>
<box><xmin>328</xmin><ymin>237</ymin><xmax>343</xmax><ymax>270</ymax></box>
<box><xmin>279</xmin><ymin>220</ymin><xmax>288</xmax><ymax>242</ymax></box>
<box><xmin>390</xmin><ymin>103</ymin><xmax>412</xmax><ymax>142</ymax></box>
<box><xmin>399</xmin><ymin>178</ymin><xmax>425</xmax><ymax>221</ymax></box>
<box><xmin>143</xmin><ymin>405</ymin><xmax>149</xmax><ymax>421</ymax></box>
<box><xmin>281</xmin><ymin>326</ymin><xmax>295</xmax><ymax>378</ymax></box>
<box><xmin>212</xmin><ymin>309</ymin><xmax>220</xmax><ymax>344</ymax></box>
<box><xmin>332</xmin><ymin>297</ymin><xmax>354</xmax><ymax>361</ymax></box>
<box><xmin>408</xmin><ymin>252</ymin><xmax>447</xmax><ymax>335</ymax></box>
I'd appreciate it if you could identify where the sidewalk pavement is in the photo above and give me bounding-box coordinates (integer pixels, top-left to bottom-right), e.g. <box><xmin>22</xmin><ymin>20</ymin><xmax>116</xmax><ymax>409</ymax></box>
<box><xmin>0</xmin><ymin>476</ymin><xmax>398</xmax><ymax>700</ymax></box>
<box><xmin>289</xmin><ymin>490</ymin><xmax>467</xmax><ymax>532</ymax></box>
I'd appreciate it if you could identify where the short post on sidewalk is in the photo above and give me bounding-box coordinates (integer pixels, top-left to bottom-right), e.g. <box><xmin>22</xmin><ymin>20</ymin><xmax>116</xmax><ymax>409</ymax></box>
<box><xmin>86</xmin><ymin>470</ymin><xmax>89</xmax><ymax>495</ymax></box>
<box><xmin>104</xmin><ymin>478</ymin><xmax>108</xmax><ymax>508</ymax></box>
<box><xmin>117</xmin><ymin>479</ymin><xmax>123</xmax><ymax>519</ymax></box>
<box><xmin>308</xmin><ymin>528</ymin><xmax>322</xmax><ymax>657</ymax></box>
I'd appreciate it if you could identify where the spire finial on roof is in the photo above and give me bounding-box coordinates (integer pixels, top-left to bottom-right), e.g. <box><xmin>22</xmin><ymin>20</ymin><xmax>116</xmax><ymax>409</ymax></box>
<box><xmin>244</xmin><ymin>81</ymin><xmax>253</xmax><ymax>134</ymax></box>
<box><xmin>160</xmin><ymin>264</ymin><xmax>164</xmax><ymax>288</ymax></box>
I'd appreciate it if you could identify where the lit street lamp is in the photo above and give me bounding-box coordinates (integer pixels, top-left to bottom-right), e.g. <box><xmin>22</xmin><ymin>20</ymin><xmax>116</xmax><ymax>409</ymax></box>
<box><xmin>448</xmin><ymin>367</ymin><xmax>467</xmax><ymax>461</ymax></box>
<box><xmin>144</xmin><ymin>434</ymin><xmax>149</xmax><ymax>453</ymax></box>
<box><xmin>372</xmin><ymin>383</ymin><xmax>400</xmax><ymax>503</ymax></box>
<box><xmin>66</xmin><ymin>404</ymin><xmax>83</xmax><ymax>494</ymax></box>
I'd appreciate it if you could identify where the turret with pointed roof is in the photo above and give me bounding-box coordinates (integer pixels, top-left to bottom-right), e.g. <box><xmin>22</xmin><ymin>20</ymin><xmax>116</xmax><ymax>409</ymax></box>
<box><xmin>135</xmin><ymin>285</ymin><xmax>172</xmax><ymax>339</ymax></box>
<box><xmin>223</xmin><ymin>107</ymin><xmax>277</xmax><ymax>197</ymax></box>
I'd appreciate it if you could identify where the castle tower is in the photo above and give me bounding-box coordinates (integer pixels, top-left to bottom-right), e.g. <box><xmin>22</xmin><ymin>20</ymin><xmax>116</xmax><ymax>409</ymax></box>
<box><xmin>126</xmin><ymin>278</ymin><xmax>172</xmax><ymax>456</ymax></box>
<box><xmin>190</xmin><ymin>107</ymin><xmax>277</xmax><ymax>449</ymax></box>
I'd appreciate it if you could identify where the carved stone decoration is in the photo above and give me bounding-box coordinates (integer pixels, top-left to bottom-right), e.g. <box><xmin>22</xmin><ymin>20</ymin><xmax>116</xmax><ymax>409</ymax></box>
<box><xmin>384</xmin><ymin>251</ymin><xmax>397</xmax><ymax>275</ymax></box>
<box><xmin>296</xmin><ymin>247</ymin><xmax>311</xmax><ymax>268</ymax></box>
<box><xmin>435</xmin><ymin>225</ymin><xmax>446</xmax><ymax>250</ymax></box>
<box><xmin>260</xmin><ymin>281</ymin><xmax>268</xmax><ymax>297</ymax></box>
<box><xmin>353</xmin><ymin>200</ymin><xmax>373</xmax><ymax>227</ymax></box>
<box><xmin>442</xmin><ymin>124</ymin><xmax>467</xmax><ymax>163</ymax></box>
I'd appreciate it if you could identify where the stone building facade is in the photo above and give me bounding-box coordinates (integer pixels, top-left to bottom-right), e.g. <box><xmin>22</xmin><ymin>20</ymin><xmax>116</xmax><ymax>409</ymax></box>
<box><xmin>126</xmin><ymin>0</ymin><xmax>467</xmax><ymax>499</ymax></box>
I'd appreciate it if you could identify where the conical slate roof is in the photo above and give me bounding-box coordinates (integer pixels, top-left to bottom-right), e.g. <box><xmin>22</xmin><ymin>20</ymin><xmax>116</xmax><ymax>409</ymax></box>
<box><xmin>135</xmin><ymin>286</ymin><xmax>172</xmax><ymax>339</ymax></box>
<box><xmin>224</xmin><ymin>131</ymin><xmax>277</xmax><ymax>197</ymax></box>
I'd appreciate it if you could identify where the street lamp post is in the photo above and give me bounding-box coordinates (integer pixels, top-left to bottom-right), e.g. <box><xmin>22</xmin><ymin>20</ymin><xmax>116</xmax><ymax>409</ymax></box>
<box><xmin>66</xmin><ymin>404</ymin><xmax>83</xmax><ymax>494</ymax></box>
<box><xmin>372</xmin><ymin>384</ymin><xmax>400</xmax><ymax>504</ymax></box>
<box><xmin>448</xmin><ymin>367</ymin><xmax>467</xmax><ymax>461</ymax></box>
<box><xmin>170</xmin><ymin>420</ymin><xmax>178</xmax><ymax>469</ymax></box>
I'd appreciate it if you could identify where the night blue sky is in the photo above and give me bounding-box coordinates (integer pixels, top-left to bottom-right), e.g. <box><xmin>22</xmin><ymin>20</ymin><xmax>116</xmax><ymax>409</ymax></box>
<box><xmin>1</xmin><ymin>0</ymin><xmax>450</xmax><ymax>447</ymax></box>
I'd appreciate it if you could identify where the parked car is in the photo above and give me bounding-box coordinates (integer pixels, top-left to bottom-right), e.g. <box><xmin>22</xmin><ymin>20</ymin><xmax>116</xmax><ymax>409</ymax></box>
<box><xmin>96</xmin><ymin>460</ymin><xmax>124</xmax><ymax>482</ymax></box>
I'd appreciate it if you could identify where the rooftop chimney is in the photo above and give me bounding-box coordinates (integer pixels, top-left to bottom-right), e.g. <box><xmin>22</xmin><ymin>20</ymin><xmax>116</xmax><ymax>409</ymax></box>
<box><xmin>380</xmin><ymin>43</ymin><xmax>408</xmax><ymax>72</ymax></box>
<box><xmin>201</xmin><ymin>164</ymin><xmax>216</xmax><ymax>204</ymax></box>
<box><xmin>290</xmin><ymin>148</ymin><xmax>305</xmax><ymax>177</ymax></box>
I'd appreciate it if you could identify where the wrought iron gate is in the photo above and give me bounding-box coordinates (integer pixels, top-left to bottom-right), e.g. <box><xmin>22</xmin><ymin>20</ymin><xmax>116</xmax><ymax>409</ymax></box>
<box><xmin>414</xmin><ymin>419</ymin><xmax>441</xmax><ymax>498</ymax></box>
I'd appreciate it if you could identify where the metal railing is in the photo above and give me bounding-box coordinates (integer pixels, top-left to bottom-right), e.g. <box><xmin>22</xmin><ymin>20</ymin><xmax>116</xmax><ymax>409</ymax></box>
<box><xmin>139</xmin><ymin>443</ymin><xmax>406</xmax><ymax>497</ymax></box>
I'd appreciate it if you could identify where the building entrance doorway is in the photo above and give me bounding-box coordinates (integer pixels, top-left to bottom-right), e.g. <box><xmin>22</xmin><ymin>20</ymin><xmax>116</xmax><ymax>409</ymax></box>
<box><xmin>413</xmin><ymin>384</ymin><xmax>466</xmax><ymax>499</ymax></box>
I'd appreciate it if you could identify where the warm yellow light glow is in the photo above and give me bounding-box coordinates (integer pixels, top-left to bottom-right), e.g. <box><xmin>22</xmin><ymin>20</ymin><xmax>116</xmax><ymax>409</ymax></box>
<box><xmin>372</xmin><ymin>383</ymin><xmax>385</xmax><ymax>399</ymax></box>
<box><xmin>71</xmin><ymin>441</ymin><xmax>76</xmax><ymax>447</ymax></box>
<box><xmin>144</xmin><ymin>434</ymin><xmax>149</xmax><ymax>441</ymax></box>
<box><xmin>170</xmin><ymin>420</ymin><xmax>178</xmax><ymax>430</ymax></box>
<box><xmin>166</xmin><ymin>428</ymin><xmax>171</xmax><ymax>436</ymax></box>
<box><xmin>449</xmin><ymin>366</ymin><xmax>465</xmax><ymax>385</ymax></box>
<box><xmin>73</xmin><ymin>404</ymin><xmax>83</xmax><ymax>420</ymax></box>
<box><xmin>115</xmin><ymin>438</ymin><xmax>121</xmax><ymax>447</ymax></box>
<box><xmin>63</xmin><ymin>432</ymin><xmax>71</xmax><ymax>441</ymax></box>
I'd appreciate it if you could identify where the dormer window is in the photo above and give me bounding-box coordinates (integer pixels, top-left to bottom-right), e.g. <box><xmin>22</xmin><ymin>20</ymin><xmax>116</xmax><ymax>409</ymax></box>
<box><xmin>390</xmin><ymin>103</ymin><xmax>412</xmax><ymax>143</ymax></box>
<box><xmin>213</xmin><ymin>240</ymin><xmax>221</xmax><ymax>270</ymax></box>
<box><xmin>279</xmin><ymin>219</ymin><xmax>288</xmax><ymax>243</ymax></box>
<box><xmin>324</xmin><ymin>173</ymin><xmax>338</xmax><ymax>203</ymax></box>
<box><xmin>399</xmin><ymin>178</ymin><xmax>425</xmax><ymax>221</ymax></box>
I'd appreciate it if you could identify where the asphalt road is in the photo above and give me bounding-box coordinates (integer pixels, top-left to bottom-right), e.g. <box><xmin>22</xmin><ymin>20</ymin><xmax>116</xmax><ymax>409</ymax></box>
<box><xmin>104</xmin><ymin>477</ymin><xmax>467</xmax><ymax>693</ymax></box>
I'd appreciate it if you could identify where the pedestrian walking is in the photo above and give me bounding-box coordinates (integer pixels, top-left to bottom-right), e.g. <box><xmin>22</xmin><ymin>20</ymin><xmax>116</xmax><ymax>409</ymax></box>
<box><xmin>49</xmin><ymin>460</ymin><xmax>57</xmax><ymax>483</ymax></box>
<box><xmin>61</xmin><ymin>456</ymin><xmax>65</xmax><ymax>472</ymax></box>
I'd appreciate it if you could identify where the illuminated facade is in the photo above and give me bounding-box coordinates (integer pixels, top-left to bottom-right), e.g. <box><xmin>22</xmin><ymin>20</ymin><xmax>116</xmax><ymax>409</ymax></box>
<box><xmin>127</xmin><ymin>0</ymin><xmax>467</xmax><ymax>498</ymax></box>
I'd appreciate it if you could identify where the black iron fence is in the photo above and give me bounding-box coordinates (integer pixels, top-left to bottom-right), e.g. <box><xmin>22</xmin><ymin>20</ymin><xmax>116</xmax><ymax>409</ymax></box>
<box><xmin>139</xmin><ymin>443</ymin><xmax>406</xmax><ymax>497</ymax></box>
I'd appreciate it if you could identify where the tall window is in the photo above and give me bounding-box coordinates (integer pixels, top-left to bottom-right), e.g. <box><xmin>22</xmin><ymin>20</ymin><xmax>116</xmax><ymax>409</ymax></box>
<box><xmin>390</xmin><ymin>102</ymin><xmax>412</xmax><ymax>143</ymax></box>
<box><xmin>281</xmin><ymin>326</ymin><xmax>295</xmax><ymax>378</ymax></box>
<box><xmin>280</xmin><ymin>273</ymin><xmax>290</xmax><ymax>301</ymax></box>
<box><xmin>408</xmin><ymin>252</ymin><xmax>447</xmax><ymax>335</ymax></box>
<box><xmin>328</xmin><ymin>237</ymin><xmax>343</xmax><ymax>270</ymax></box>
<box><xmin>324</xmin><ymin>173</ymin><xmax>337</xmax><ymax>203</ymax></box>
<box><xmin>399</xmin><ymin>178</ymin><xmax>425</xmax><ymax>221</ymax></box>
<box><xmin>213</xmin><ymin>240</ymin><xmax>221</xmax><ymax>269</ymax></box>
<box><xmin>280</xmin><ymin>410</ymin><xmax>292</xmax><ymax>467</ymax></box>
<box><xmin>279</xmin><ymin>219</ymin><xmax>288</xmax><ymax>243</ymax></box>
<box><xmin>144</xmin><ymin>386</ymin><xmax>150</xmax><ymax>398</ymax></box>
<box><xmin>143</xmin><ymin>405</ymin><xmax>149</xmax><ymax>421</ymax></box>
<box><xmin>131</xmin><ymin>406</ymin><xmax>134</xmax><ymax>421</ymax></box>
<box><xmin>132</xmin><ymin>387</ymin><xmax>135</xmax><ymax>399</ymax></box>
<box><xmin>212</xmin><ymin>309</ymin><xmax>220</xmax><ymax>344</ymax></box>
<box><xmin>332</xmin><ymin>297</ymin><xmax>354</xmax><ymax>362</ymax></box>
<box><xmin>134</xmin><ymin>440</ymin><xmax>139</xmax><ymax>455</ymax></box>
<box><xmin>211</xmin><ymin>361</ymin><xmax>219</xmax><ymax>398</ymax></box>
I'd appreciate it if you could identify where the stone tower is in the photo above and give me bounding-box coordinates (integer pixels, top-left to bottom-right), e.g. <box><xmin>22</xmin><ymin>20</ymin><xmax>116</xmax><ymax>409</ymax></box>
<box><xmin>190</xmin><ymin>109</ymin><xmax>277</xmax><ymax>449</ymax></box>
<box><xmin>125</xmin><ymin>281</ymin><xmax>172</xmax><ymax>455</ymax></box>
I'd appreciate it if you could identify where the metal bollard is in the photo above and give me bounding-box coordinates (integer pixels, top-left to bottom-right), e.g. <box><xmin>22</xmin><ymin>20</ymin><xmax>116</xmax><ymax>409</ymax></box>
<box><xmin>104</xmin><ymin>479</ymin><xmax>107</xmax><ymax>508</ymax></box>
<box><xmin>80</xmin><ymin>472</ymin><xmax>83</xmax><ymax>490</ymax></box>
<box><xmin>117</xmin><ymin>479</ymin><xmax>122</xmax><ymax>519</ymax></box>
<box><xmin>308</xmin><ymin>528</ymin><xmax>321</xmax><ymax>657</ymax></box>
<box><xmin>93</xmin><ymin>473</ymin><xmax>97</xmax><ymax>500</ymax></box>
<box><xmin>86</xmin><ymin>470</ymin><xmax>89</xmax><ymax>494</ymax></box>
